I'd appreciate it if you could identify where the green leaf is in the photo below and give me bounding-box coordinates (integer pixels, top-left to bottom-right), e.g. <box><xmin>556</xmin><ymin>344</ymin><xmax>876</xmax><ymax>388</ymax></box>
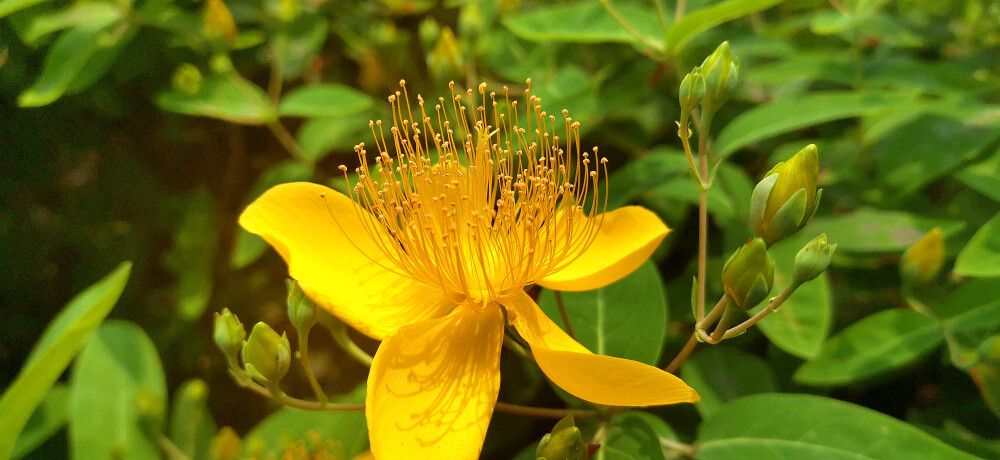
<box><xmin>272</xmin><ymin>15</ymin><xmax>328</xmax><ymax>80</ymax></box>
<box><xmin>17</xmin><ymin>14</ymin><xmax>123</xmax><ymax>107</ymax></box>
<box><xmin>243</xmin><ymin>385</ymin><xmax>367</xmax><ymax>458</ymax></box>
<box><xmin>0</xmin><ymin>0</ymin><xmax>49</xmax><ymax>18</ymax></box>
<box><xmin>875</xmin><ymin>115</ymin><xmax>1000</xmax><ymax>200</ymax></box>
<box><xmin>21</xmin><ymin>2</ymin><xmax>122</xmax><ymax>44</ymax></box>
<box><xmin>664</xmin><ymin>0</ymin><xmax>786</xmax><ymax>54</ymax></box>
<box><xmin>169</xmin><ymin>380</ymin><xmax>216</xmax><ymax>460</ymax></box>
<box><xmin>938</xmin><ymin>279</ymin><xmax>1000</xmax><ymax>337</ymax></box>
<box><xmin>231</xmin><ymin>161</ymin><xmax>314</xmax><ymax>269</ymax></box>
<box><xmin>503</xmin><ymin>1</ymin><xmax>662</xmax><ymax>49</ymax></box>
<box><xmin>0</xmin><ymin>262</ymin><xmax>131</xmax><ymax>460</ymax></box>
<box><xmin>538</xmin><ymin>261</ymin><xmax>668</xmax><ymax>366</ymax></box>
<box><xmin>750</xmin><ymin>232</ymin><xmax>832</xmax><ymax>359</ymax></box>
<box><xmin>698</xmin><ymin>394</ymin><xmax>978</xmax><ymax>459</ymax></box>
<box><xmin>278</xmin><ymin>84</ymin><xmax>373</xmax><ymax>118</ymax></box>
<box><xmin>162</xmin><ymin>190</ymin><xmax>217</xmax><ymax>320</ymax></box>
<box><xmin>953</xmin><ymin>212</ymin><xmax>1000</xmax><ymax>278</ymax></box>
<box><xmin>11</xmin><ymin>385</ymin><xmax>69</xmax><ymax>460</ymax></box>
<box><xmin>680</xmin><ymin>347</ymin><xmax>778</xmax><ymax>417</ymax></box>
<box><xmin>714</xmin><ymin>91</ymin><xmax>911</xmax><ymax>158</ymax></box>
<box><xmin>794</xmin><ymin>309</ymin><xmax>941</xmax><ymax>387</ymax></box>
<box><xmin>806</xmin><ymin>208</ymin><xmax>964</xmax><ymax>254</ymax></box>
<box><xmin>297</xmin><ymin>113</ymin><xmax>374</xmax><ymax>162</ymax></box>
<box><xmin>156</xmin><ymin>74</ymin><xmax>276</xmax><ymax>125</ymax></box>
<box><xmin>956</xmin><ymin>147</ymin><xmax>1000</xmax><ymax>203</ymax></box>
<box><xmin>592</xmin><ymin>411</ymin><xmax>676</xmax><ymax>460</ymax></box>
<box><xmin>69</xmin><ymin>320</ymin><xmax>167</xmax><ymax>460</ymax></box>
<box><xmin>970</xmin><ymin>336</ymin><xmax>1000</xmax><ymax>419</ymax></box>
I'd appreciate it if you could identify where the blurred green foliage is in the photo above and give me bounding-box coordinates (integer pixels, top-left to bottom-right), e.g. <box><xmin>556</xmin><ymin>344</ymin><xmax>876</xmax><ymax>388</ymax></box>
<box><xmin>2</xmin><ymin>0</ymin><xmax>1000</xmax><ymax>458</ymax></box>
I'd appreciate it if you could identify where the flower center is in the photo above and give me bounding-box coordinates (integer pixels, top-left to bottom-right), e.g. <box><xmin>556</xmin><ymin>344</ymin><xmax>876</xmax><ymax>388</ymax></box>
<box><xmin>340</xmin><ymin>80</ymin><xmax>607</xmax><ymax>304</ymax></box>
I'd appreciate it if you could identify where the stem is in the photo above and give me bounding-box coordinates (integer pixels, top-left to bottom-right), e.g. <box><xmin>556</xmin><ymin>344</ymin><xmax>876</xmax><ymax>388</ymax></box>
<box><xmin>495</xmin><ymin>402</ymin><xmax>599</xmax><ymax>419</ymax></box>
<box><xmin>661</xmin><ymin>438</ymin><xmax>697</xmax><ymax>457</ymax></box>
<box><xmin>694</xmin><ymin>110</ymin><xmax>715</xmax><ymax>323</ymax></box>
<box><xmin>664</xmin><ymin>333</ymin><xmax>698</xmax><ymax>374</ymax></box>
<box><xmin>158</xmin><ymin>434</ymin><xmax>191</xmax><ymax>460</ymax></box>
<box><xmin>503</xmin><ymin>335</ymin><xmax>535</xmax><ymax>363</ymax></box>
<box><xmin>664</xmin><ymin>297</ymin><xmax>729</xmax><ymax>373</ymax></box>
<box><xmin>674</xmin><ymin>0</ymin><xmax>687</xmax><ymax>22</ymax></box>
<box><xmin>325</xmin><ymin>316</ymin><xmax>375</xmax><ymax>367</ymax></box>
<box><xmin>654</xmin><ymin>0</ymin><xmax>669</xmax><ymax>32</ymax></box>
<box><xmin>709</xmin><ymin>305</ymin><xmax>739</xmax><ymax>343</ymax></box>
<box><xmin>597</xmin><ymin>0</ymin><xmax>666</xmax><ymax>57</ymax></box>
<box><xmin>267</xmin><ymin>46</ymin><xmax>284</xmax><ymax>105</ymax></box>
<box><xmin>236</xmin><ymin>372</ymin><xmax>597</xmax><ymax>418</ymax></box>
<box><xmin>722</xmin><ymin>283</ymin><xmax>796</xmax><ymax>339</ymax></box>
<box><xmin>297</xmin><ymin>329</ymin><xmax>329</xmax><ymax>405</ymax></box>
<box><xmin>267</xmin><ymin>121</ymin><xmax>311</xmax><ymax>166</ymax></box>
<box><xmin>555</xmin><ymin>291</ymin><xmax>576</xmax><ymax>339</ymax></box>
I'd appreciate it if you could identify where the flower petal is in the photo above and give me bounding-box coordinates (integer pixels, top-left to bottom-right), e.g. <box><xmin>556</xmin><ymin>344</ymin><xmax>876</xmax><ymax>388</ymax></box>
<box><xmin>538</xmin><ymin>206</ymin><xmax>669</xmax><ymax>292</ymax></box>
<box><xmin>502</xmin><ymin>290</ymin><xmax>699</xmax><ymax>407</ymax></box>
<box><xmin>239</xmin><ymin>182</ymin><xmax>455</xmax><ymax>339</ymax></box>
<box><xmin>367</xmin><ymin>305</ymin><xmax>504</xmax><ymax>460</ymax></box>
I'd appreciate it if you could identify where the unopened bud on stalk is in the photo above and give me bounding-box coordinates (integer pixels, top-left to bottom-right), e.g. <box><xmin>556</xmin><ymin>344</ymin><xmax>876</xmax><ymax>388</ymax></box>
<box><xmin>535</xmin><ymin>415</ymin><xmax>590</xmax><ymax>460</ymax></box>
<box><xmin>700</xmin><ymin>41</ymin><xmax>739</xmax><ymax>109</ymax></box>
<box><xmin>679</xmin><ymin>70</ymin><xmax>705</xmax><ymax>114</ymax></box>
<box><xmin>793</xmin><ymin>233</ymin><xmax>836</xmax><ymax>285</ymax></box>
<box><xmin>213</xmin><ymin>308</ymin><xmax>246</xmax><ymax>368</ymax></box>
<box><xmin>900</xmin><ymin>228</ymin><xmax>944</xmax><ymax>285</ymax></box>
<box><xmin>171</xmin><ymin>64</ymin><xmax>203</xmax><ymax>96</ymax></box>
<box><xmin>750</xmin><ymin>144</ymin><xmax>821</xmax><ymax>245</ymax></box>
<box><xmin>203</xmin><ymin>0</ymin><xmax>237</xmax><ymax>41</ymax></box>
<box><xmin>286</xmin><ymin>279</ymin><xmax>318</xmax><ymax>332</ymax></box>
<box><xmin>722</xmin><ymin>238</ymin><xmax>775</xmax><ymax>310</ymax></box>
<box><xmin>242</xmin><ymin>322</ymin><xmax>291</xmax><ymax>384</ymax></box>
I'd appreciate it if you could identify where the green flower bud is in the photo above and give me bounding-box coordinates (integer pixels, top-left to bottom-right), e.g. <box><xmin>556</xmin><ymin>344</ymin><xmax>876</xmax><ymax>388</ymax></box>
<box><xmin>793</xmin><ymin>233</ymin><xmax>836</xmax><ymax>285</ymax></box>
<box><xmin>722</xmin><ymin>238</ymin><xmax>775</xmax><ymax>310</ymax></box>
<box><xmin>535</xmin><ymin>415</ymin><xmax>588</xmax><ymax>460</ymax></box>
<box><xmin>171</xmin><ymin>64</ymin><xmax>203</xmax><ymax>96</ymax></box>
<box><xmin>900</xmin><ymin>228</ymin><xmax>944</xmax><ymax>285</ymax></box>
<box><xmin>286</xmin><ymin>279</ymin><xmax>318</xmax><ymax>332</ymax></box>
<box><xmin>678</xmin><ymin>69</ymin><xmax>706</xmax><ymax>114</ymax></box>
<box><xmin>213</xmin><ymin>308</ymin><xmax>246</xmax><ymax>368</ymax></box>
<box><xmin>242</xmin><ymin>322</ymin><xmax>291</xmax><ymax>384</ymax></box>
<box><xmin>700</xmin><ymin>41</ymin><xmax>738</xmax><ymax>109</ymax></box>
<box><xmin>750</xmin><ymin>144</ymin><xmax>821</xmax><ymax>245</ymax></box>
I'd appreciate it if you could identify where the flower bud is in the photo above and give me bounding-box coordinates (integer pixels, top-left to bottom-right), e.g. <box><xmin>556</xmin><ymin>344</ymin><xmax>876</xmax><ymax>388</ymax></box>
<box><xmin>700</xmin><ymin>41</ymin><xmax>738</xmax><ymax>109</ymax></box>
<box><xmin>900</xmin><ymin>228</ymin><xmax>944</xmax><ymax>285</ymax></box>
<box><xmin>427</xmin><ymin>27</ymin><xmax>462</xmax><ymax>81</ymax></box>
<box><xmin>241</xmin><ymin>322</ymin><xmax>291</xmax><ymax>384</ymax></box>
<box><xmin>535</xmin><ymin>415</ymin><xmax>589</xmax><ymax>460</ymax></box>
<box><xmin>210</xmin><ymin>427</ymin><xmax>242</xmax><ymax>460</ymax></box>
<box><xmin>203</xmin><ymin>0</ymin><xmax>237</xmax><ymax>42</ymax></box>
<box><xmin>286</xmin><ymin>279</ymin><xmax>318</xmax><ymax>332</ymax></box>
<box><xmin>678</xmin><ymin>70</ymin><xmax>706</xmax><ymax>114</ymax></box>
<box><xmin>213</xmin><ymin>308</ymin><xmax>246</xmax><ymax>368</ymax></box>
<box><xmin>793</xmin><ymin>233</ymin><xmax>836</xmax><ymax>285</ymax></box>
<box><xmin>750</xmin><ymin>144</ymin><xmax>821</xmax><ymax>245</ymax></box>
<box><xmin>171</xmin><ymin>64</ymin><xmax>203</xmax><ymax>96</ymax></box>
<box><xmin>722</xmin><ymin>238</ymin><xmax>775</xmax><ymax>310</ymax></box>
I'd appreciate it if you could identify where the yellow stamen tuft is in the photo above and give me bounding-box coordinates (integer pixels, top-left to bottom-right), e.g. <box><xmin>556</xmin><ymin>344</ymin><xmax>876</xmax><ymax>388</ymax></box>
<box><xmin>337</xmin><ymin>79</ymin><xmax>608</xmax><ymax>304</ymax></box>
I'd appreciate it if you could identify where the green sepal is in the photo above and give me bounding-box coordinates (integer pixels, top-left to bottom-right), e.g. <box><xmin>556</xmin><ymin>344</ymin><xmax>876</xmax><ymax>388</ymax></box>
<box><xmin>749</xmin><ymin>173</ymin><xmax>778</xmax><ymax>233</ymax></box>
<box><xmin>763</xmin><ymin>187</ymin><xmax>808</xmax><ymax>244</ymax></box>
<box><xmin>743</xmin><ymin>273</ymin><xmax>772</xmax><ymax>310</ymax></box>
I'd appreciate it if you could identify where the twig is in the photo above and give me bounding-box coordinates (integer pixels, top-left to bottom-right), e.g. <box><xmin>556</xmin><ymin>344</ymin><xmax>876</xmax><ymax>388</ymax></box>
<box><xmin>267</xmin><ymin>121</ymin><xmax>311</xmax><ymax>166</ymax></box>
<box><xmin>297</xmin><ymin>329</ymin><xmax>329</xmax><ymax>405</ymax></box>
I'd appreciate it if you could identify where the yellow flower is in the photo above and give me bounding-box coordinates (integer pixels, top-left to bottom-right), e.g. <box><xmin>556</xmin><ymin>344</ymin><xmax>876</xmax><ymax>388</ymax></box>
<box><xmin>239</xmin><ymin>80</ymin><xmax>699</xmax><ymax>459</ymax></box>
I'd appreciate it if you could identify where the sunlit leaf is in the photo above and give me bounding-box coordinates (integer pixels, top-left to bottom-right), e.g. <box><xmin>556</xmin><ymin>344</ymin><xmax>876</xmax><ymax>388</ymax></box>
<box><xmin>715</xmin><ymin>91</ymin><xmax>911</xmax><ymax>158</ymax></box>
<box><xmin>699</xmin><ymin>394</ymin><xmax>977</xmax><ymax>459</ymax></box>
<box><xmin>680</xmin><ymin>347</ymin><xmax>778</xmax><ymax>417</ymax></box>
<box><xmin>953</xmin><ymin>212</ymin><xmax>1000</xmax><ymax>278</ymax></box>
<box><xmin>794</xmin><ymin>309</ymin><xmax>941</xmax><ymax>387</ymax></box>
<box><xmin>156</xmin><ymin>74</ymin><xmax>276</xmax><ymax>124</ymax></box>
<box><xmin>538</xmin><ymin>261</ymin><xmax>668</xmax><ymax>366</ymax></box>
<box><xmin>10</xmin><ymin>385</ymin><xmax>68</xmax><ymax>460</ymax></box>
<box><xmin>665</xmin><ymin>0</ymin><xmax>786</xmax><ymax>54</ymax></box>
<box><xmin>805</xmin><ymin>208</ymin><xmax>964</xmax><ymax>254</ymax></box>
<box><xmin>69</xmin><ymin>321</ymin><xmax>166</xmax><ymax>460</ymax></box>
<box><xmin>278</xmin><ymin>84</ymin><xmax>372</xmax><ymax>118</ymax></box>
<box><xmin>503</xmin><ymin>1</ymin><xmax>662</xmax><ymax>49</ymax></box>
<box><xmin>0</xmin><ymin>262</ymin><xmax>131</xmax><ymax>460</ymax></box>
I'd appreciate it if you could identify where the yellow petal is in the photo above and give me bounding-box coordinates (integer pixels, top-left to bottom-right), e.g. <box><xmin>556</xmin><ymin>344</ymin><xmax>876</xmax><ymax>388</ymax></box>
<box><xmin>239</xmin><ymin>182</ymin><xmax>455</xmax><ymax>339</ymax></box>
<box><xmin>538</xmin><ymin>206</ymin><xmax>669</xmax><ymax>292</ymax></box>
<box><xmin>502</xmin><ymin>290</ymin><xmax>699</xmax><ymax>406</ymax></box>
<box><xmin>367</xmin><ymin>305</ymin><xmax>504</xmax><ymax>460</ymax></box>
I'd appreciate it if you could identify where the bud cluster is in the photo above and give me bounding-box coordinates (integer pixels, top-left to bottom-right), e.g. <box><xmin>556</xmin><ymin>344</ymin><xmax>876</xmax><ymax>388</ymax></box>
<box><xmin>678</xmin><ymin>41</ymin><xmax>740</xmax><ymax>115</ymax></box>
